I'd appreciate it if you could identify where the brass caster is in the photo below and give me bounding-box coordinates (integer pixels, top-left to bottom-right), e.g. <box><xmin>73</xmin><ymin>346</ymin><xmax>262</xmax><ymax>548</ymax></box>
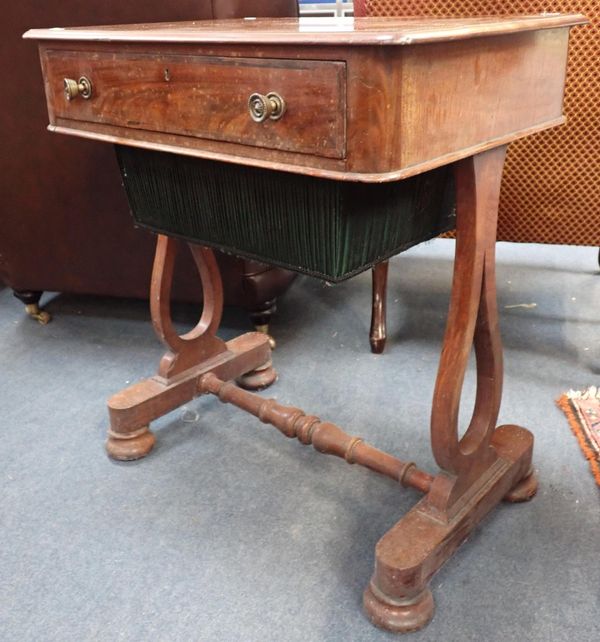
<box><xmin>25</xmin><ymin>303</ymin><xmax>51</xmax><ymax>325</ymax></box>
<box><xmin>254</xmin><ymin>323</ymin><xmax>276</xmax><ymax>350</ymax></box>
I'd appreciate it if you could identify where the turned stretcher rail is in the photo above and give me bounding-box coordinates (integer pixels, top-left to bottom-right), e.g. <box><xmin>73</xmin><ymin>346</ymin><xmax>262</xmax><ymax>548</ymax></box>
<box><xmin>199</xmin><ymin>373</ymin><xmax>434</xmax><ymax>493</ymax></box>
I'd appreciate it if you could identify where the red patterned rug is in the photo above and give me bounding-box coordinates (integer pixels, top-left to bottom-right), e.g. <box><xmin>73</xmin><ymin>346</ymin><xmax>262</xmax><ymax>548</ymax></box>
<box><xmin>557</xmin><ymin>386</ymin><xmax>600</xmax><ymax>487</ymax></box>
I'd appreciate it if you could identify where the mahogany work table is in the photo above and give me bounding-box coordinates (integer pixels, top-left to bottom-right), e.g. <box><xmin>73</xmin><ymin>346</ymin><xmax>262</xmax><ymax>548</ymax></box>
<box><xmin>26</xmin><ymin>15</ymin><xmax>585</xmax><ymax>633</ymax></box>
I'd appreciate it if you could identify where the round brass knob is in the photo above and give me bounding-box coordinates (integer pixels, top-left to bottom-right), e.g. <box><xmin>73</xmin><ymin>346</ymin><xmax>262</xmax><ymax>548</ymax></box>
<box><xmin>248</xmin><ymin>92</ymin><xmax>286</xmax><ymax>123</ymax></box>
<box><xmin>63</xmin><ymin>76</ymin><xmax>93</xmax><ymax>101</ymax></box>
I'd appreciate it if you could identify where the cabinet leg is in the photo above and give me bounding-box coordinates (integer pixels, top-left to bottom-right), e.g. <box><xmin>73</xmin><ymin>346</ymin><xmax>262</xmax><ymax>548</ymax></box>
<box><xmin>504</xmin><ymin>467</ymin><xmax>538</xmax><ymax>503</ymax></box>
<box><xmin>364</xmin><ymin>585</ymin><xmax>434</xmax><ymax>634</ymax></box>
<box><xmin>370</xmin><ymin>261</ymin><xmax>389</xmax><ymax>354</ymax></box>
<box><xmin>249</xmin><ymin>298</ymin><xmax>277</xmax><ymax>349</ymax></box>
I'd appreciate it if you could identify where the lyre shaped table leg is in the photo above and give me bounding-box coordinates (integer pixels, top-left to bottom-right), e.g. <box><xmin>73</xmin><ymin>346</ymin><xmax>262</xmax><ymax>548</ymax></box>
<box><xmin>364</xmin><ymin>147</ymin><xmax>537</xmax><ymax>633</ymax></box>
<box><xmin>428</xmin><ymin>145</ymin><xmax>507</xmax><ymax>508</ymax></box>
<box><xmin>151</xmin><ymin>235</ymin><xmax>227</xmax><ymax>380</ymax></box>
<box><xmin>105</xmin><ymin>235</ymin><xmax>274</xmax><ymax>460</ymax></box>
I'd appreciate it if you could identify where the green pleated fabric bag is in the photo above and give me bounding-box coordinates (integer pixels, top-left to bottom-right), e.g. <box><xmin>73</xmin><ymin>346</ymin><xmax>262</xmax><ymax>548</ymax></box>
<box><xmin>117</xmin><ymin>146</ymin><xmax>455</xmax><ymax>282</ymax></box>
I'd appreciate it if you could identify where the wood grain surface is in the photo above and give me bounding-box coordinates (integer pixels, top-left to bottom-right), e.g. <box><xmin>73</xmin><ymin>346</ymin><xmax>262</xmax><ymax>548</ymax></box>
<box><xmin>26</xmin><ymin>15</ymin><xmax>579</xmax><ymax>633</ymax></box>
<box><xmin>27</xmin><ymin>15</ymin><xmax>586</xmax><ymax>181</ymax></box>
<box><xmin>24</xmin><ymin>14</ymin><xmax>586</xmax><ymax>45</ymax></box>
<box><xmin>44</xmin><ymin>50</ymin><xmax>346</xmax><ymax>159</ymax></box>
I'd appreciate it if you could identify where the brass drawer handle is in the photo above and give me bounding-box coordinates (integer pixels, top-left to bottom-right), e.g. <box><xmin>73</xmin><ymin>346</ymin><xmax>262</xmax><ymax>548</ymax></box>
<box><xmin>248</xmin><ymin>92</ymin><xmax>286</xmax><ymax>123</ymax></box>
<box><xmin>63</xmin><ymin>76</ymin><xmax>93</xmax><ymax>101</ymax></box>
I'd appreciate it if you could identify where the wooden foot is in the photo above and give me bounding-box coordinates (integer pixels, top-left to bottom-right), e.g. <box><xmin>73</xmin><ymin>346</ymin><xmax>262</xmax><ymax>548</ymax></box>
<box><xmin>504</xmin><ymin>467</ymin><xmax>538</xmax><ymax>503</ymax></box>
<box><xmin>106</xmin><ymin>236</ymin><xmax>273</xmax><ymax>460</ymax></box>
<box><xmin>365</xmin><ymin>424</ymin><xmax>533</xmax><ymax>633</ymax></box>
<box><xmin>106</xmin><ymin>426</ymin><xmax>156</xmax><ymax>461</ymax></box>
<box><xmin>364</xmin><ymin>586</ymin><xmax>434</xmax><ymax>633</ymax></box>
<box><xmin>370</xmin><ymin>337</ymin><xmax>386</xmax><ymax>354</ymax></box>
<box><xmin>370</xmin><ymin>261</ymin><xmax>388</xmax><ymax>354</ymax></box>
<box><xmin>236</xmin><ymin>358</ymin><xmax>277</xmax><ymax>390</ymax></box>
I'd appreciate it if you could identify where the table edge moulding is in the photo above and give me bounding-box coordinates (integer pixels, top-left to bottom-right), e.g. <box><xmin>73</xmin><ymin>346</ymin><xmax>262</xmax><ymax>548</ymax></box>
<box><xmin>24</xmin><ymin>14</ymin><xmax>586</xmax><ymax>633</ymax></box>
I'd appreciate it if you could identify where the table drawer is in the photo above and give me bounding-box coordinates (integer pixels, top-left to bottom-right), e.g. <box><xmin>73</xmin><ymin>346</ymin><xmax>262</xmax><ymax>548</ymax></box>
<box><xmin>43</xmin><ymin>50</ymin><xmax>346</xmax><ymax>159</ymax></box>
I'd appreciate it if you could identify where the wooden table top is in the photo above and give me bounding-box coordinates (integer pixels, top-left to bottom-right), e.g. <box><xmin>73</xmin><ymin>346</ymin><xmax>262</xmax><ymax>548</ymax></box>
<box><xmin>25</xmin><ymin>14</ymin><xmax>586</xmax><ymax>182</ymax></box>
<box><xmin>24</xmin><ymin>14</ymin><xmax>586</xmax><ymax>46</ymax></box>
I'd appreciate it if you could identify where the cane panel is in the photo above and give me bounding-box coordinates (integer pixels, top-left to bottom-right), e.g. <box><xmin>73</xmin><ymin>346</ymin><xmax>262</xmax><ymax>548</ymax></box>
<box><xmin>358</xmin><ymin>0</ymin><xmax>600</xmax><ymax>246</ymax></box>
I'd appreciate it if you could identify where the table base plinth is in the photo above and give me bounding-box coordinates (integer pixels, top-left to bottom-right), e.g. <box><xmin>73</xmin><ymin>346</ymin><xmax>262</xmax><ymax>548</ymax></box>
<box><xmin>194</xmin><ymin>370</ymin><xmax>535</xmax><ymax>634</ymax></box>
<box><xmin>106</xmin><ymin>332</ymin><xmax>273</xmax><ymax>461</ymax></box>
<box><xmin>364</xmin><ymin>424</ymin><xmax>535</xmax><ymax>633</ymax></box>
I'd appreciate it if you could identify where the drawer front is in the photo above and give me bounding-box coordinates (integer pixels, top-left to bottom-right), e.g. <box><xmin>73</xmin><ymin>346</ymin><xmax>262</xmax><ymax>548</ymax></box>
<box><xmin>43</xmin><ymin>50</ymin><xmax>346</xmax><ymax>159</ymax></box>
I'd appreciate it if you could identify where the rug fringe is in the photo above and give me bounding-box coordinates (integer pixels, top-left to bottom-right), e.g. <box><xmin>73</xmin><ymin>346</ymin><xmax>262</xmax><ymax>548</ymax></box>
<box><xmin>556</xmin><ymin>394</ymin><xmax>600</xmax><ymax>487</ymax></box>
<box><xmin>565</xmin><ymin>385</ymin><xmax>600</xmax><ymax>401</ymax></box>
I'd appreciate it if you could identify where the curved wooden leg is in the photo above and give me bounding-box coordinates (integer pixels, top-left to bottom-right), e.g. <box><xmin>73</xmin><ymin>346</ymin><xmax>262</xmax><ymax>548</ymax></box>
<box><xmin>106</xmin><ymin>235</ymin><xmax>273</xmax><ymax>461</ymax></box>
<box><xmin>370</xmin><ymin>261</ymin><xmax>389</xmax><ymax>354</ymax></box>
<box><xmin>365</xmin><ymin>147</ymin><xmax>535</xmax><ymax>633</ymax></box>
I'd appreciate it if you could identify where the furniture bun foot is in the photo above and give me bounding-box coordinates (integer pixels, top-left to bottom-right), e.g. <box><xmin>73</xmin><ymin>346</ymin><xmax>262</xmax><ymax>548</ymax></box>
<box><xmin>106</xmin><ymin>426</ymin><xmax>156</xmax><ymax>461</ymax></box>
<box><xmin>236</xmin><ymin>358</ymin><xmax>277</xmax><ymax>391</ymax></box>
<box><xmin>363</xmin><ymin>584</ymin><xmax>434</xmax><ymax>633</ymax></box>
<box><xmin>503</xmin><ymin>467</ymin><xmax>538</xmax><ymax>503</ymax></box>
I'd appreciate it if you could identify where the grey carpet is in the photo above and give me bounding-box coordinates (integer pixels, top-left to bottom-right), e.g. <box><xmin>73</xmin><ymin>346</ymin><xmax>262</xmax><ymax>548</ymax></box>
<box><xmin>1</xmin><ymin>239</ymin><xmax>599</xmax><ymax>642</ymax></box>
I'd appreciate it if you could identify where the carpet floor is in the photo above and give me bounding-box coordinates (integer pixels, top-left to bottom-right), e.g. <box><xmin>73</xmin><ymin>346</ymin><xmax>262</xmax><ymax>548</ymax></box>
<box><xmin>1</xmin><ymin>239</ymin><xmax>599</xmax><ymax>642</ymax></box>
